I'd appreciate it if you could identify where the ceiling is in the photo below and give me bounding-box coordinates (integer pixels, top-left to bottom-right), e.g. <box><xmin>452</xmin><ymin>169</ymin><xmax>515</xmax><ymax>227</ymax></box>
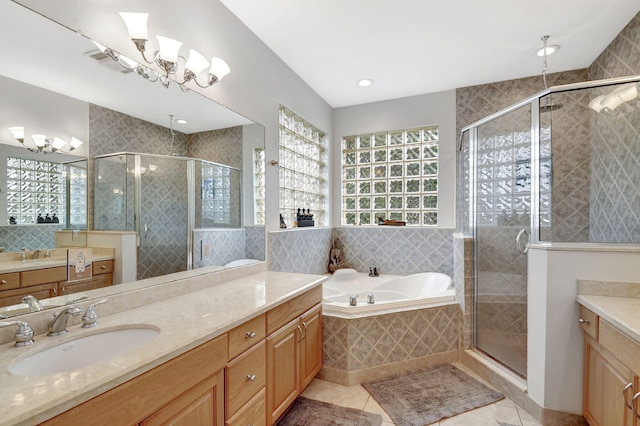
<box><xmin>220</xmin><ymin>0</ymin><xmax>640</xmax><ymax>108</ymax></box>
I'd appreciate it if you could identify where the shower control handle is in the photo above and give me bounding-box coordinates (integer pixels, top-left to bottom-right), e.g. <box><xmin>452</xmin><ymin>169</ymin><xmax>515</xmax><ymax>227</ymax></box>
<box><xmin>515</xmin><ymin>228</ymin><xmax>529</xmax><ymax>254</ymax></box>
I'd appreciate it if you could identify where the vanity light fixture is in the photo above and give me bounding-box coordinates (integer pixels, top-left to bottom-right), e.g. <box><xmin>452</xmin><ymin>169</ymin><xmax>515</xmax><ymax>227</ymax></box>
<box><xmin>119</xmin><ymin>12</ymin><xmax>230</xmax><ymax>89</ymax></box>
<box><xmin>7</xmin><ymin>126</ymin><xmax>83</xmax><ymax>154</ymax></box>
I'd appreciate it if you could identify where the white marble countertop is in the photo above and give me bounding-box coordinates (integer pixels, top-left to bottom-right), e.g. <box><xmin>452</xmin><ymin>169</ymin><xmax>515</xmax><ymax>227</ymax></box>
<box><xmin>0</xmin><ymin>270</ymin><xmax>326</xmax><ymax>426</ymax></box>
<box><xmin>0</xmin><ymin>252</ymin><xmax>114</xmax><ymax>274</ymax></box>
<box><xmin>576</xmin><ymin>294</ymin><xmax>640</xmax><ymax>343</ymax></box>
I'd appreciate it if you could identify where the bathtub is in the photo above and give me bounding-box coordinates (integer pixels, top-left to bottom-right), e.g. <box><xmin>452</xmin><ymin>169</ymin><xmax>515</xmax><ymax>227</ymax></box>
<box><xmin>322</xmin><ymin>268</ymin><xmax>455</xmax><ymax>318</ymax></box>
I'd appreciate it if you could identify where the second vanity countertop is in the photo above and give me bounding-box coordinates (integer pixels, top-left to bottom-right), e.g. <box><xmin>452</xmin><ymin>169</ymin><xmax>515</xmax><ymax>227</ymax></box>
<box><xmin>577</xmin><ymin>294</ymin><xmax>640</xmax><ymax>343</ymax></box>
<box><xmin>0</xmin><ymin>250</ymin><xmax>114</xmax><ymax>274</ymax></box>
<box><xmin>0</xmin><ymin>270</ymin><xmax>327</xmax><ymax>426</ymax></box>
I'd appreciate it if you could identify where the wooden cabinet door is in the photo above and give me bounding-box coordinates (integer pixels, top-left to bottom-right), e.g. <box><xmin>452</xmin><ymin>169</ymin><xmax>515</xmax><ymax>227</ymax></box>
<box><xmin>141</xmin><ymin>370</ymin><xmax>224</xmax><ymax>426</ymax></box>
<box><xmin>266</xmin><ymin>318</ymin><xmax>300</xmax><ymax>425</ymax></box>
<box><xmin>58</xmin><ymin>274</ymin><xmax>111</xmax><ymax>296</ymax></box>
<box><xmin>584</xmin><ymin>340</ymin><xmax>635</xmax><ymax>426</ymax></box>
<box><xmin>300</xmin><ymin>304</ymin><xmax>322</xmax><ymax>390</ymax></box>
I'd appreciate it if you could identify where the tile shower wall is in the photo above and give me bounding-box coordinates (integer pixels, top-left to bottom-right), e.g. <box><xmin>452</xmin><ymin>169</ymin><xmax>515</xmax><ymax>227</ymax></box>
<box><xmin>332</xmin><ymin>227</ymin><xmax>454</xmax><ymax>277</ymax></box>
<box><xmin>188</xmin><ymin>127</ymin><xmax>243</xmax><ymax>169</ymax></box>
<box><xmin>322</xmin><ymin>304</ymin><xmax>459</xmax><ymax>375</ymax></box>
<box><xmin>589</xmin><ymin>11</ymin><xmax>640</xmax><ymax>243</ymax></box>
<box><xmin>268</xmin><ymin>227</ymin><xmax>333</xmax><ymax>275</ymax></box>
<box><xmin>245</xmin><ymin>225</ymin><xmax>265</xmax><ymax>261</ymax></box>
<box><xmin>193</xmin><ymin>229</ymin><xmax>245</xmax><ymax>268</ymax></box>
<box><xmin>0</xmin><ymin>224</ymin><xmax>63</xmax><ymax>252</ymax></box>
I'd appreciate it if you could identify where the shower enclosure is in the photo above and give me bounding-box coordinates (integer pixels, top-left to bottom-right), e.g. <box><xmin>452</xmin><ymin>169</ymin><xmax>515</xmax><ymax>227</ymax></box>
<box><xmin>459</xmin><ymin>75</ymin><xmax>640</xmax><ymax>378</ymax></box>
<box><xmin>93</xmin><ymin>152</ymin><xmax>241</xmax><ymax>280</ymax></box>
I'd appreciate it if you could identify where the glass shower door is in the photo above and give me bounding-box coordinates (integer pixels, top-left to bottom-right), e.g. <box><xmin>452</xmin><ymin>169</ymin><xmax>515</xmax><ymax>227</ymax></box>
<box><xmin>137</xmin><ymin>155</ymin><xmax>189</xmax><ymax>279</ymax></box>
<box><xmin>474</xmin><ymin>104</ymin><xmax>531</xmax><ymax>377</ymax></box>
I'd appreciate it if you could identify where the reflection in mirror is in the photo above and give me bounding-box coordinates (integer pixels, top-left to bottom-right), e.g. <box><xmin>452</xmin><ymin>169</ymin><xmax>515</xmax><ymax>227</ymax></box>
<box><xmin>0</xmin><ymin>1</ymin><xmax>265</xmax><ymax>318</ymax></box>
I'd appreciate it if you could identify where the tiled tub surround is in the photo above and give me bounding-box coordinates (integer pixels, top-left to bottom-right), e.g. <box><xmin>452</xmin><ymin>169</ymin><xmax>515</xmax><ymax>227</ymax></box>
<box><xmin>193</xmin><ymin>226</ymin><xmax>266</xmax><ymax>268</ymax></box>
<box><xmin>332</xmin><ymin>227</ymin><xmax>455</xmax><ymax>277</ymax></box>
<box><xmin>0</xmin><ymin>224</ymin><xmax>64</xmax><ymax>253</ymax></box>
<box><xmin>320</xmin><ymin>302</ymin><xmax>460</xmax><ymax>386</ymax></box>
<box><xmin>269</xmin><ymin>227</ymin><xmax>333</xmax><ymax>275</ymax></box>
<box><xmin>0</xmin><ymin>263</ymin><xmax>327</xmax><ymax>426</ymax></box>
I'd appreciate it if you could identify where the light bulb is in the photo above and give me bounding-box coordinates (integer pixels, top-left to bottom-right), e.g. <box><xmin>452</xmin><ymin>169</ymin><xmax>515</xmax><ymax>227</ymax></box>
<box><xmin>70</xmin><ymin>137</ymin><xmax>84</xmax><ymax>149</ymax></box>
<box><xmin>156</xmin><ymin>35</ymin><xmax>182</xmax><ymax>63</ymax></box>
<box><xmin>8</xmin><ymin>126</ymin><xmax>25</xmax><ymax>140</ymax></box>
<box><xmin>32</xmin><ymin>134</ymin><xmax>47</xmax><ymax>147</ymax></box>
<box><xmin>209</xmin><ymin>57</ymin><xmax>230</xmax><ymax>81</ymax></box>
<box><xmin>52</xmin><ymin>137</ymin><xmax>66</xmax><ymax>150</ymax></box>
<box><xmin>185</xmin><ymin>49</ymin><xmax>210</xmax><ymax>76</ymax></box>
<box><xmin>119</xmin><ymin>12</ymin><xmax>149</xmax><ymax>40</ymax></box>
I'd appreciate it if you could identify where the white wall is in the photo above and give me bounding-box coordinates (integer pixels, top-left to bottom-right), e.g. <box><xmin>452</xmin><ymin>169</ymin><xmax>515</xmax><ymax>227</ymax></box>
<box><xmin>332</xmin><ymin>90</ymin><xmax>457</xmax><ymax>228</ymax></box>
<box><xmin>16</xmin><ymin>0</ymin><xmax>334</xmax><ymax>235</ymax></box>
<box><xmin>528</xmin><ymin>243</ymin><xmax>640</xmax><ymax>414</ymax></box>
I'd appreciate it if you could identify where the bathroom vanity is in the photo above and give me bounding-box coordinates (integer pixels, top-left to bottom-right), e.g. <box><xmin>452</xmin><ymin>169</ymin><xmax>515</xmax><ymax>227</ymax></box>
<box><xmin>0</xmin><ymin>267</ymin><xmax>324</xmax><ymax>426</ymax></box>
<box><xmin>577</xmin><ymin>282</ymin><xmax>640</xmax><ymax>426</ymax></box>
<box><xmin>0</xmin><ymin>250</ymin><xmax>115</xmax><ymax>312</ymax></box>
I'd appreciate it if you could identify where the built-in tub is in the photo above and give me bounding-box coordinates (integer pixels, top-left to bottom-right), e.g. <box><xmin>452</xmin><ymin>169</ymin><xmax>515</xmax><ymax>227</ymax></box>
<box><xmin>322</xmin><ymin>268</ymin><xmax>455</xmax><ymax>318</ymax></box>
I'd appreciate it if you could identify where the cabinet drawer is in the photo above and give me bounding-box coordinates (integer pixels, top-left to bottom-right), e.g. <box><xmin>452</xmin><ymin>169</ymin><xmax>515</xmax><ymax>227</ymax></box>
<box><xmin>579</xmin><ymin>305</ymin><xmax>598</xmax><ymax>340</ymax></box>
<box><xmin>93</xmin><ymin>260</ymin><xmax>114</xmax><ymax>275</ymax></box>
<box><xmin>229</xmin><ymin>314</ymin><xmax>265</xmax><ymax>359</ymax></box>
<box><xmin>226</xmin><ymin>388</ymin><xmax>266</xmax><ymax>426</ymax></box>
<box><xmin>267</xmin><ymin>286</ymin><xmax>322</xmax><ymax>334</ymax></box>
<box><xmin>0</xmin><ymin>272</ymin><xmax>20</xmax><ymax>290</ymax></box>
<box><xmin>226</xmin><ymin>340</ymin><xmax>266</xmax><ymax>417</ymax></box>
<box><xmin>21</xmin><ymin>266</ymin><xmax>67</xmax><ymax>287</ymax></box>
<box><xmin>599</xmin><ymin>320</ymin><xmax>640</xmax><ymax>376</ymax></box>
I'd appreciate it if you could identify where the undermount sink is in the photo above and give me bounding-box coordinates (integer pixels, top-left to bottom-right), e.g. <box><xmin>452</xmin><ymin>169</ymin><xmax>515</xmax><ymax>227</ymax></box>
<box><xmin>8</xmin><ymin>326</ymin><xmax>160</xmax><ymax>376</ymax></box>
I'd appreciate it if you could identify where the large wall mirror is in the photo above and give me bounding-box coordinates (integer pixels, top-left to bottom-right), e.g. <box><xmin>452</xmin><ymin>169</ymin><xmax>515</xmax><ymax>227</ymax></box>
<box><xmin>0</xmin><ymin>1</ymin><xmax>265</xmax><ymax>317</ymax></box>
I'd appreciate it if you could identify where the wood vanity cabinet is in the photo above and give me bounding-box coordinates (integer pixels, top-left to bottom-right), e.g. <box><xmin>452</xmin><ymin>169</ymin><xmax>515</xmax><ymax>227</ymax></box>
<box><xmin>0</xmin><ymin>260</ymin><xmax>114</xmax><ymax>308</ymax></box>
<box><xmin>580</xmin><ymin>305</ymin><xmax>640</xmax><ymax>426</ymax></box>
<box><xmin>35</xmin><ymin>284</ymin><xmax>323</xmax><ymax>426</ymax></box>
<box><xmin>40</xmin><ymin>334</ymin><xmax>228</xmax><ymax>426</ymax></box>
<box><xmin>266</xmin><ymin>286</ymin><xmax>323</xmax><ymax>425</ymax></box>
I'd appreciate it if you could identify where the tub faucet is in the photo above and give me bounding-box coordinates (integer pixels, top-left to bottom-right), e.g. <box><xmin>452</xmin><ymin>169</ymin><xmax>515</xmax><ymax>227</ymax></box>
<box><xmin>32</xmin><ymin>249</ymin><xmax>41</xmax><ymax>260</ymax></box>
<box><xmin>44</xmin><ymin>249</ymin><xmax>53</xmax><ymax>258</ymax></box>
<box><xmin>21</xmin><ymin>295</ymin><xmax>44</xmax><ymax>312</ymax></box>
<box><xmin>368</xmin><ymin>267</ymin><xmax>379</xmax><ymax>277</ymax></box>
<box><xmin>48</xmin><ymin>306</ymin><xmax>82</xmax><ymax>336</ymax></box>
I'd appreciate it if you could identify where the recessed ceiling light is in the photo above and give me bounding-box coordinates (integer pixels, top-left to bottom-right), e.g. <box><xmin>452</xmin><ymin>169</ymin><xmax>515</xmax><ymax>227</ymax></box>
<box><xmin>536</xmin><ymin>45</ymin><xmax>559</xmax><ymax>57</ymax></box>
<box><xmin>175</xmin><ymin>118</ymin><xmax>188</xmax><ymax>124</ymax></box>
<box><xmin>358</xmin><ymin>78</ymin><xmax>374</xmax><ymax>87</ymax></box>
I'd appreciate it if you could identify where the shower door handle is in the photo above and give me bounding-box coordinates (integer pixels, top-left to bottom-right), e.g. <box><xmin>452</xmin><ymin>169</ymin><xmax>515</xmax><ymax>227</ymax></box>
<box><xmin>143</xmin><ymin>223</ymin><xmax>148</xmax><ymax>239</ymax></box>
<box><xmin>516</xmin><ymin>228</ymin><xmax>529</xmax><ymax>254</ymax></box>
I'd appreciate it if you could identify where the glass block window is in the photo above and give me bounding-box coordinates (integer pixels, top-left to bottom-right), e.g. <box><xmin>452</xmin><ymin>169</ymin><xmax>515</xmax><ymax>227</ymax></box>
<box><xmin>67</xmin><ymin>164</ymin><xmax>87</xmax><ymax>227</ymax></box>
<box><xmin>200</xmin><ymin>162</ymin><xmax>234</xmax><ymax>226</ymax></box>
<box><xmin>279</xmin><ymin>106</ymin><xmax>326</xmax><ymax>226</ymax></box>
<box><xmin>7</xmin><ymin>157</ymin><xmax>65</xmax><ymax>225</ymax></box>
<box><xmin>342</xmin><ymin>126</ymin><xmax>439</xmax><ymax>226</ymax></box>
<box><xmin>254</xmin><ymin>147</ymin><xmax>266</xmax><ymax>225</ymax></box>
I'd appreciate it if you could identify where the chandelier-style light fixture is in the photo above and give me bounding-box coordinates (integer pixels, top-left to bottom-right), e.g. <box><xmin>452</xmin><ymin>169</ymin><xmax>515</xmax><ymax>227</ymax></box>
<box><xmin>118</xmin><ymin>12</ymin><xmax>230</xmax><ymax>89</ymax></box>
<box><xmin>7</xmin><ymin>126</ymin><xmax>83</xmax><ymax>154</ymax></box>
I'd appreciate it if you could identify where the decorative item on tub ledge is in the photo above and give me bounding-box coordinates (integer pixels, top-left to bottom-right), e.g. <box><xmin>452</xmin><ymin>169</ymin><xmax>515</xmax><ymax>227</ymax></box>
<box><xmin>296</xmin><ymin>208</ymin><xmax>314</xmax><ymax>227</ymax></box>
<box><xmin>378</xmin><ymin>218</ymin><xmax>406</xmax><ymax>226</ymax></box>
<box><xmin>279</xmin><ymin>213</ymin><xmax>287</xmax><ymax>229</ymax></box>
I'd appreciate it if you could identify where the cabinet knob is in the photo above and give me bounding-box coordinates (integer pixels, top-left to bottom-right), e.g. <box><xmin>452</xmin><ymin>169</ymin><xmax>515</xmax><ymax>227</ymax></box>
<box><xmin>1</xmin><ymin>280</ymin><xmax>7</xmax><ymax>284</ymax></box>
<box><xmin>578</xmin><ymin>318</ymin><xmax>589</xmax><ymax>325</ymax></box>
<box><xmin>246</xmin><ymin>331</ymin><xmax>256</xmax><ymax>338</ymax></box>
<box><xmin>101</xmin><ymin>265</ymin><xmax>107</xmax><ymax>269</ymax></box>
<box><xmin>246</xmin><ymin>374</ymin><xmax>256</xmax><ymax>381</ymax></box>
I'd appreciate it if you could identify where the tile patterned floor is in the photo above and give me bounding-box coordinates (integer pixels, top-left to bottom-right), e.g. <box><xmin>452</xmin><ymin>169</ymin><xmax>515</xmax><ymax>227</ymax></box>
<box><xmin>301</xmin><ymin>363</ymin><xmax>542</xmax><ymax>426</ymax></box>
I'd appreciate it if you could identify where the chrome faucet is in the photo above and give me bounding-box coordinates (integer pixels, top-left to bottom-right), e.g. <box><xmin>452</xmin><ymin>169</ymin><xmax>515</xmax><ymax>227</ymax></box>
<box><xmin>48</xmin><ymin>306</ymin><xmax>82</xmax><ymax>336</ymax></box>
<box><xmin>82</xmin><ymin>299</ymin><xmax>108</xmax><ymax>328</ymax></box>
<box><xmin>22</xmin><ymin>295</ymin><xmax>44</xmax><ymax>312</ymax></box>
<box><xmin>0</xmin><ymin>320</ymin><xmax>35</xmax><ymax>346</ymax></box>
<box><xmin>44</xmin><ymin>249</ymin><xmax>53</xmax><ymax>258</ymax></box>
<box><xmin>20</xmin><ymin>249</ymin><xmax>27</xmax><ymax>261</ymax></box>
<box><xmin>32</xmin><ymin>249</ymin><xmax>41</xmax><ymax>260</ymax></box>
